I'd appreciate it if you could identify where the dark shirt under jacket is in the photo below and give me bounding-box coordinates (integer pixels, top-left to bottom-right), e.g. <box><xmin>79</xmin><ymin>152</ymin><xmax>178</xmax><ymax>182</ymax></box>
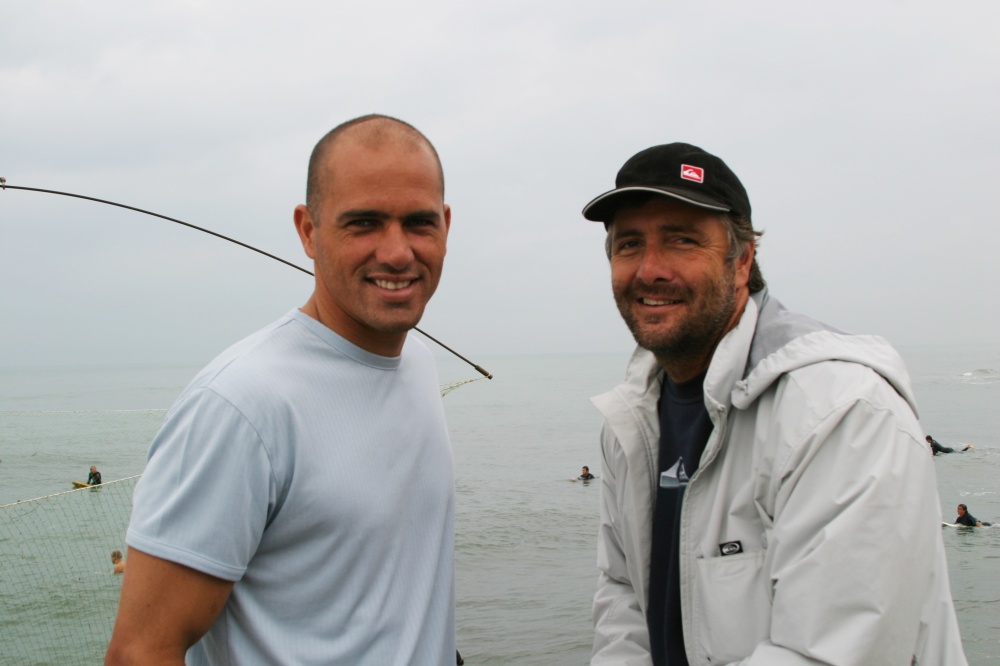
<box><xmin>647</xmin><ymin>371</ymin><xmax>713</xmax><ymax>666</ymax></box>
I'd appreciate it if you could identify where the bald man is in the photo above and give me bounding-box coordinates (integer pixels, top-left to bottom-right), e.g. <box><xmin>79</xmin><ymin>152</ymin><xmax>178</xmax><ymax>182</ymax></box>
<box><xmin>107</xmin><ymin>115</ymin><xmax>456</xmax><ymax>665</ymax></box>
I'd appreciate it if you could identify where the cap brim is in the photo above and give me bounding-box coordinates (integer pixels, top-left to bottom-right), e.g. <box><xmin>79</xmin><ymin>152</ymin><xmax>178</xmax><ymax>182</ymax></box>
<box><xmin>582</xmin><ymin>186</ymin><xmax>731</xmax><ymax>222</ymax></box>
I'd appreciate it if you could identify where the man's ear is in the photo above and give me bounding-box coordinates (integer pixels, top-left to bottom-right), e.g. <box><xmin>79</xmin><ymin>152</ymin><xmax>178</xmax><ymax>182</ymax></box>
<box><xmin>294</xmin><ymin>204</ymin><xmax>317</xmax><ymax>259</ymax></box>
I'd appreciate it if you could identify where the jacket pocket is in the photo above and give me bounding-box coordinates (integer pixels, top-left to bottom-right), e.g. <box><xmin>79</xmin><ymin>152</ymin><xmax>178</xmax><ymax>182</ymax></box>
<box><xmin>692</xmin><ymin>549</ymin><xmax>771</xmax><ymax>663</ymax></box>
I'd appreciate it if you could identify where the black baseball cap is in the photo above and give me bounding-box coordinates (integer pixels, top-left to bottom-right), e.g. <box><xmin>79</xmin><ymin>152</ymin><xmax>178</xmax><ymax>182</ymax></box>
<box><xmin>582</xmin><ymin>142</ymin><xmax>751</xmax><ymax>222</ymax></box>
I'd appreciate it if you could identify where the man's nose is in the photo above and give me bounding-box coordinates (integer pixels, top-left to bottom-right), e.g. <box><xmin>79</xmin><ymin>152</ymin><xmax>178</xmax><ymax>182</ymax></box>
<box><xmin>377</xmin><ymin>223</ymin><xmax>415</xmax><ymax>267</ymax></box>
<box><xmin>635</xmin><ymin>244</ymin><xmax>675</xmax><ymax>284</ymax></box>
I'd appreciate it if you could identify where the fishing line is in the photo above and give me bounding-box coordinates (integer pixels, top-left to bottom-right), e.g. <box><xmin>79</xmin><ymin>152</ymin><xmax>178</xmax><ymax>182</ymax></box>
<box><xmin>1</xmin><ymin>181</ymin><xmax>493</xmax><ymax>379</ymax></box>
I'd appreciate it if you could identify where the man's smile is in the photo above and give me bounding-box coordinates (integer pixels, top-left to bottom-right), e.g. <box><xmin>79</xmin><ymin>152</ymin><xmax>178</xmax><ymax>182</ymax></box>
<box><xmin>639</xmin><ymin>296</ymin><xmax>683</xmax><ymax>306</ymax></box>
<box><xmin>372</xmin><ymin>278</ymin><xmax>416</xmax><ymax>290</ymax></box>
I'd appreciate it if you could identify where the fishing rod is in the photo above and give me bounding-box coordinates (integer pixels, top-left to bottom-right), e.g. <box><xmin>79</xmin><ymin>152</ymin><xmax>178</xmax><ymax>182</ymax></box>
<box><xmin>0</xmin><ymin>179</ymin><xmax>493</xmax><ymax>380</ymax></box>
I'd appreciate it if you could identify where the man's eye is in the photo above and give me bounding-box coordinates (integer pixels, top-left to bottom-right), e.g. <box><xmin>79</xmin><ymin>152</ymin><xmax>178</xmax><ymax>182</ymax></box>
<box><xmin>406</xmin><ymin>218</ymin><xmax>436</xmax><ymax>228</ymax></box>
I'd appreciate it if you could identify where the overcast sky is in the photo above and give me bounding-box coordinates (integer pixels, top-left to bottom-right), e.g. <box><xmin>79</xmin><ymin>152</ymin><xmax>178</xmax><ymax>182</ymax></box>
<box><xmin>2</xmin><ymin>1</ymin><xmax>998</xmax><ymax>371</ymax></box>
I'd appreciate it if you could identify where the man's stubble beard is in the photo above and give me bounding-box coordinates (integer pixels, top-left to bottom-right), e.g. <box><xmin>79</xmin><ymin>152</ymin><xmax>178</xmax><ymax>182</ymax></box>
<box><xmin>615</xmin><ymin>261</ymin><xmax>738</xmax><ymax>364</ymax></box>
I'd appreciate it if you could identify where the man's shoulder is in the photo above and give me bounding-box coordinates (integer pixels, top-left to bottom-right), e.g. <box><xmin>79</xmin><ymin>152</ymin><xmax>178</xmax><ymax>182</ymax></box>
<box><xmin>740</xmin><ymin>298</ymin><xmax>915</xmax><ymax>415</ymax></box>
<box><xmin>751</xmin><ymin>358</ymin><xmax>922</xmax><ymax>456</ymax></box>
<box><xmin>738</xmin><ymin>358</ymin><xmax>925</xmax><ymax>472</ymax></box>
<box><xmin>164</xmin><ymin>314</ymin><xmax>317</xmax><ymax>415</ymax></box>
<box><xmin>194</xmin><ymin>314</ymin><xmax>318</xmax><ymax>386</ymax></box>
<box><xmin>777</xmin><ymin>356</ymin><xmax>910</xmax><ymax>411</ymax></box>
<box><xmin>400</xmin><ymin>332</ymin><xmax>436</xmax><ymax>367</ymax></box>
<box><xmin>177</xmin><ymin>316</ymin><xmax>431</xmax><ymax>416</ymax></box>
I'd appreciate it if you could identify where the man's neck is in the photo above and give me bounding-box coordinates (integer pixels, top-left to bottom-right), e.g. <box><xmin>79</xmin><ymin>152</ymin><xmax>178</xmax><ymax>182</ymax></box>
<box><xmin>300</xmin><ymin>296</ymin><xmax>406</xmax><ymax>357</ymax></box>
<box><xmin>656</xmin><ymin>355</ymin><xmax>711</xmax><ymax>385</ymax></box>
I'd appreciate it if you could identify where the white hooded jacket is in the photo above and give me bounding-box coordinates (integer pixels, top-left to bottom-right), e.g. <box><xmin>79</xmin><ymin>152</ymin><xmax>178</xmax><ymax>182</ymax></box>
<box><xmin>591</xmin><ymin>290</ymin><xmax>966</xmax><ymax>665</ymax></box>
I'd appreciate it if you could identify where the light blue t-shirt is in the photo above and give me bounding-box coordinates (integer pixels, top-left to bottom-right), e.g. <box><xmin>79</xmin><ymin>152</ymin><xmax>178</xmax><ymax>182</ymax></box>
<box><xmin>127</xmin><ymin>310</ymin><xmax>456</xmax><ymax>665</ymax></box>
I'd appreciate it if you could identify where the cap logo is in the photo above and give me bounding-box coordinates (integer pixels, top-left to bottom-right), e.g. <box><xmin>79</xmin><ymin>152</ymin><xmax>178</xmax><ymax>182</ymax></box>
<box><xmin>680</xmin><ymin>165</ymin><xmax>704</xmax><ymax>183</ymax></box>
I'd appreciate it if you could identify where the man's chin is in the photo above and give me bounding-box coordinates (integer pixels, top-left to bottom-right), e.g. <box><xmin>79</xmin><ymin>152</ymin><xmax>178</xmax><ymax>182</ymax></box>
<box><xmin>628</xmin><ymin>322</ymin><xmax>679</xmax><ymax>350</ymax></box>
<box><xmin>630</xmin><ymin>326</ymin><xmax>704</xmax><ymax>360</ymax></box>
<box><xmin>635</xmin><ymin>334</ymin><xmax>679</xmax><ymax>356</ymax></box>
<box><xmin>369</xmin><ymin>320</ymin><xmax>420</xmax><ymax>335</ymax></box>
<box><xmin>368</xmin><ymin>309</ymin><xmax>425</xmax><ymax>335</ymax></box>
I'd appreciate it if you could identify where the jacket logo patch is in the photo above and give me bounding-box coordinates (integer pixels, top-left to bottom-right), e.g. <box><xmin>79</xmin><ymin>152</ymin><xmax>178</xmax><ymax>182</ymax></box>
<box><xmin>719</xmin><ymin>541</ymin><xmax>743</xmax><ymax>556</ymax></box>
<box><xmin>680</xmin><ymin>164</ymin><xmax>704</xmax><ymax>183</ymax></box>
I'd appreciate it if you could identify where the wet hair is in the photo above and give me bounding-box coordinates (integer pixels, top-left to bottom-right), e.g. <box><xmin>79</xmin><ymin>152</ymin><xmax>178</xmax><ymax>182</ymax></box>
<box><xmin>111</xmin><ymin>550</ymin><xmax>122</xmax><ymax>563</ymax></box>
<box><xmin>958</xmin><ymin>504</ymin><xmax>968</xmax><ymax>512</ymax></box>
<box><xmin>305</xmin><ymin>114</ymin><xmax>444</xmax><ymax>220</ymax></box>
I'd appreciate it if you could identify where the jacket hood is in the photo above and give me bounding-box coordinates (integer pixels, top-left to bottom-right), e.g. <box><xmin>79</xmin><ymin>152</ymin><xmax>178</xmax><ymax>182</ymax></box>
<box><xmin>615</xmin><ymin>289</ymin><xmax>919</xmax><ymax>418</ymax></box>
<box><xmin>733</xmin><ymin>290</ymin><xmax>918</xmax><ymax>416</ymax></box>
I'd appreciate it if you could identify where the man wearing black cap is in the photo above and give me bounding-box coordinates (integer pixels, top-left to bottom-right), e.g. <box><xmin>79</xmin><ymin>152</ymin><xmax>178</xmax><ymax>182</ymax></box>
<box><xmin>584</xmin><ymin>143</ymin><xmax>966</xmax><ymax>665</ymax></box>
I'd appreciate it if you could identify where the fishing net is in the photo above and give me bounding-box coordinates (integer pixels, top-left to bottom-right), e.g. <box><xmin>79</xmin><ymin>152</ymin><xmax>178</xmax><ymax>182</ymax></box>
<box><xmin>0</xmin><ymin>379</ymin><xmax>480</xmax><ymax>663</ymax></box>
<box><xmin>439</xmin><ymin>377</ymin><xmax>484</xmax><ymax>397</ymax></box>
<box><xmin>0</xmin><ymin>477</ymin><xmax>139</xmax><ymax>665</ymax></box>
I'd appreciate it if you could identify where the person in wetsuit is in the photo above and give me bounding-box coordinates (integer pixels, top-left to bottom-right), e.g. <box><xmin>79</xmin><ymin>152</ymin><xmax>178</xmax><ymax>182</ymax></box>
<box><xmin>579</xmin><ymin>466</ymin><xmax>595</xmax><ymax>480</ymax></box>
<box><xmin>87</xmin><ymin>466</ymin><xmax>102</xmax><ymax>486</ymax></box>
<box><xmin>112</xmin><ymin>550</ymin><xmax>126</xmax><ymax>574</ymax></box>
<box><xmin>927</xmin><ymin>435</ymin><xmax>974</xmax><ymax>455</ymax></box>
<box><xmin>955</xmin><ymin>504</ymin><xmax>992</xmax><ymax>527</ymax></box>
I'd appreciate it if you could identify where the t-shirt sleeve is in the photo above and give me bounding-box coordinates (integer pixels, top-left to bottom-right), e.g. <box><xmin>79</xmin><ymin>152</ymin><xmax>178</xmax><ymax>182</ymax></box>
<box><xmin>127</xmin><ymin>387</ymin><xmax>274</xmax><ymax>581</ymax></box>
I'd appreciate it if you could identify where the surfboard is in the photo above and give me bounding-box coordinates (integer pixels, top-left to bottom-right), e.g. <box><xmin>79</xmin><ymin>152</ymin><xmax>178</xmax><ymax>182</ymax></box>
<box><xmin>72</xmin><ymin>481</ymin><xmax>91</xmax><ymax>488</ymax></box>
<box><xmin>942</xmin><ymin>521</ymin><xmax>993</xmax><ymax>528</ymax></box>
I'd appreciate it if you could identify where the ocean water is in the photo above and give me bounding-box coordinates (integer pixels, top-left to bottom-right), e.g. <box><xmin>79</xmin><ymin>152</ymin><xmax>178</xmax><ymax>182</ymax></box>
<box><xmin>901</xmin><ymin>345</ymin><xmax>1000</xmax><ymax>665</ymax></box>
<box><xmin>0</xmin><ymin>346</ymin><xmax>997</xmax><ymax>664</ymax></box>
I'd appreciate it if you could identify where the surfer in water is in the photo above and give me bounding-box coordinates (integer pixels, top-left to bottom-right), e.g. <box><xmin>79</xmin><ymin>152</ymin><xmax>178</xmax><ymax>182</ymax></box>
<box><xmin>87</xmin><ymin>466</ymin><xmax>102</xmax><ymax>486</ymax></box>
<box><xmin>111</xmin><ymin>550</ymin><xmax>126</xmax><ymax>574</ymax></box>
<box><xmin>926</xmin><ymin>435</ymin><xmax>973</xmax><ymax>455</ymax></box>
<box><xmin>955</xmin><ymin>504</ymin><xmax>992</xmax><ymax>527</ymax></box>
<box><xmin>571</xmin><ymin>466</ymin><xmax>596</xmax><ymax>482</ymax></box>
